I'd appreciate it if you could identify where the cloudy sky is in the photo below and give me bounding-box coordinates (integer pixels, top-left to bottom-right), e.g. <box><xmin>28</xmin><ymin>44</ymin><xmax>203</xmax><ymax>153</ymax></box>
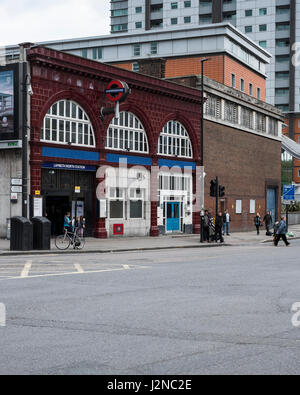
<box><xmin>0</xmin><ymin>0</ymin><xmax>110</xmax><ymax>46</ymax></box>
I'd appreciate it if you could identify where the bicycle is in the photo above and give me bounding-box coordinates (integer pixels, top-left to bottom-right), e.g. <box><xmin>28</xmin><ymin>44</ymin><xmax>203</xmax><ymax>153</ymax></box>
<box><xmin>55</xmin><ymin>227</ymin><xmax>86</xmax><ymax>251</ymax></box>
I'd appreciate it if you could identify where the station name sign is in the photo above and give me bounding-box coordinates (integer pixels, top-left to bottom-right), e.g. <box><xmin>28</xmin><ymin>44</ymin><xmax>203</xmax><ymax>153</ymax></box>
<box><xmin>43</xmin><ymin>162</ymin><xmax>96</xmax><ymax>172</ymax></box>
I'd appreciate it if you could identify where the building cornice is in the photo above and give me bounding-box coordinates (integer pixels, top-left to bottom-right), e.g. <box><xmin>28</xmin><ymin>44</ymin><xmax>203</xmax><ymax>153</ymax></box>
<box><xmin>27</xmin><ymin>46</ymin><xmax>204</xmax><ymax>104</ymax></box>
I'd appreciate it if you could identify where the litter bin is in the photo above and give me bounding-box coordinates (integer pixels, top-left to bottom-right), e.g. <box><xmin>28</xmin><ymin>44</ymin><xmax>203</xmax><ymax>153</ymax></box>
<box><xmin>32</xmin><ymin>217</ymin><xmax>51</xmax><ymax>251</ymax></box>
<box><xmin>10</xmin><ymin>217</ymin><xmax>33</xmax><ymax>251</ymax></box>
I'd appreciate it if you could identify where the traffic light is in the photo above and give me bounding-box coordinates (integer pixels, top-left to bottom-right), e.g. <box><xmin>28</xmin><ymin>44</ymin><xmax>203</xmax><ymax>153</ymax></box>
<box><xmin>219</xmin><ymin>185</ymin><xmax>226</xmax><ymax>198</ymax></box>
<box><xmin>210</xmin><ymin>179</ymin><xmax>217</xmax><ymax>197</ymax></box>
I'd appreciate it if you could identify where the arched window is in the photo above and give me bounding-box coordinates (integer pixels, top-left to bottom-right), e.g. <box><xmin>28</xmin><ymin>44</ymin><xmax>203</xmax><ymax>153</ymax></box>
<box><xmin>106</xmin><ymin>112</ymin><xmax>149</xmax><ymax>153</ymax></box>
<box><xmin>158</xmin><ymin>121</ymin><xmax>193</xmax><ymax>158</ymax></box>
<box><xmin>41</xmin><ymin>100</ymin><xmax>96</xmax><ymax>147</ymax></box>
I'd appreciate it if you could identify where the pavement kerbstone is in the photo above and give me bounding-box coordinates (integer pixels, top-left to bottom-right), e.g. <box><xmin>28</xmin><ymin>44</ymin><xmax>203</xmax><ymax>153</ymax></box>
<box><xmin>1</xmin><ymin>225</ymin><xmax>300</xmax><ymax>256</ymax></box>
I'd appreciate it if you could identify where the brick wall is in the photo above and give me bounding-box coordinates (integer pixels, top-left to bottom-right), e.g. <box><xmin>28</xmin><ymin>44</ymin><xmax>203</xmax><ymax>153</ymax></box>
<box><xmin>224</xmin><ymin>57</ymin><xmax>266</xmax><ymax>102</ymax></box>
<box><xmin>165</xmin><ymin>55</ymin><xmax>224</xmax><ymax>83</ymax></box>
<box><xmin>112</xmin><ymin>54</ymin><xmax>266</xmax><ymax>102</ymax></box>
<box><xmin>204</xmin><ymin>120</ymin><xmax>282</xmax><ymax>231</ymax></box>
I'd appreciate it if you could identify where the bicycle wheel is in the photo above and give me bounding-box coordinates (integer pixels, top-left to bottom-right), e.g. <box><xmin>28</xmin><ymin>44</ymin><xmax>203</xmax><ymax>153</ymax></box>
<box><xmin>55</xmin><ymin>234</ymin><xmax>71</xmax><ymax>250</ymax></box>
<box><xmin>74</xmin><ymin>236</ymin><xmax>85</xmax><ymax>250</ymax></box>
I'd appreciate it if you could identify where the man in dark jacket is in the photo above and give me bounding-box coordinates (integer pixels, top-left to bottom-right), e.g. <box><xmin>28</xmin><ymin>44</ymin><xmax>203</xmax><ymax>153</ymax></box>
<box><xmin>274</xmin><ymin>217</ymin><xmax>290</xmax><ymax>247</ymax></box>
<box><xmin>263</xmin><ymin>211</ymin><xmax>273</xmax><ymax>236</ymax></box>
<box><xmin>215</xmin><ymin>212</ymin><xmax>224</xmax><ymax>243</ymax></box>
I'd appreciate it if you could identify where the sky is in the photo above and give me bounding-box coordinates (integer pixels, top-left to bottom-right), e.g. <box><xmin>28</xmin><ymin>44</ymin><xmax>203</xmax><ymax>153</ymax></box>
<box><xmin>0</xmin><ymin>0</ymin><xmax>111</xmax><ymax>46</ymax></box>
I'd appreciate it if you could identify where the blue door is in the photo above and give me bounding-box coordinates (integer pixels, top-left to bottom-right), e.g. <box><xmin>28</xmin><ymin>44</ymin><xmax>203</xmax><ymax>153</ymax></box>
<box><xmin>267</xmin><ymin>188</ymin><xmax>277</xmax><ymax>224</ymax></box>
<box><xmin>166</xmin><ymin>202</ymin><xmax>181</xmax><ymax>232</ymax></box>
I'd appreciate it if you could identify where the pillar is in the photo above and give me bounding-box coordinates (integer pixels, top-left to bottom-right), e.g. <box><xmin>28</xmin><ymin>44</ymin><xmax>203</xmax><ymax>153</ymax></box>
<box><xmin>94</xmin><ymin>172</ymin><xmax>108</xmax><ymax>239</ymax></box>
<box><xmin>150</xmin><ymin>160</ymin><xmax>159</xmax><ymax>237</ymax></box>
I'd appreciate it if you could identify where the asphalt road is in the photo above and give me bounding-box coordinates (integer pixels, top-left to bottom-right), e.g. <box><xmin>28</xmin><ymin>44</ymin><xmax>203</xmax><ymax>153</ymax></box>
<box><xmin>0</xmin><ymin>240</ymin><xmax>300</xmax><ymax>375</ymax></box>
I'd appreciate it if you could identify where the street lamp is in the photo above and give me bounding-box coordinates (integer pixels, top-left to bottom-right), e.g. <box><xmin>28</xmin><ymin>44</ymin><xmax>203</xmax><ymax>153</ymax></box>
<box><xmin>200</xmin><ymin>58</ymin><xmax>210</xmax><ymax>243</ymax></box>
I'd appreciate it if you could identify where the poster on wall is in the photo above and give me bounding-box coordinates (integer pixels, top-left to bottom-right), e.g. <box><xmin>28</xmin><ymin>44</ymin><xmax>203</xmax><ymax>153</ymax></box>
<box><xmin>0</xmin><ymin>69</ymin><xmax>14</xmax><ymax>135</ymax></box>
<box><xmin>72</xmin><ymin>201</ymin><xmax>84</xmax><ymax>219</ymax></box>
<box><xmin>0</xmin><ymin>64</ymin><xmax>20</xmax><ymax>142</ymax></box>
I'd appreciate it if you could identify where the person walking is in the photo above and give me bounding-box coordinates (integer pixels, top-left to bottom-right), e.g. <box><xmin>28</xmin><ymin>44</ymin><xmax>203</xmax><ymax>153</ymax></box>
<box><xmin>78</xmin><ymin>216</ymin><xmax>86</xmax><ymax>238</ymax></box>
<box><xmin>263</xmin><ymin>211</ymin><xmax>273</xmax><ymax>236</ymax></box>
<box><xmin>215</xmin><ymin>212</ymin><xmax>224</xmax><ymax>243</ymax></box>
<box><xmin>223</xmin><ymin>209</ymin><xmax>231</xmax><ymax>236</ymax></box>
<box><xmin>203</xmin><ymin>210</ymin><xmax>210</xmax><ymax>242</ymax></box>
<box><xmin>254</xmin><ymin>213</ymin><xmax>262</xmax><ymax>235</ymax></box>
<box><xmin>274</xmin><ymin>217</ymin><xmax>290</xmax><ymax>247</ymax></box>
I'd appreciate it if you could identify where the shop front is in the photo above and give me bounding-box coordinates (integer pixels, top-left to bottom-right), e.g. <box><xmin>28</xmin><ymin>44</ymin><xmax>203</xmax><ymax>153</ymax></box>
<box><xmin>41</xmin><ymin>164</ymin><xmax>96</xmax><ymax>236</ymax></box>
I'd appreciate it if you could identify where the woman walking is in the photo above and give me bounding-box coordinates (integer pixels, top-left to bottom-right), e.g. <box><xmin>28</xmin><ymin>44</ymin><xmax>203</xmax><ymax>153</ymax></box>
<box><xmin>254</xmin><ymin>213</ymin><xmax>262</xmax><ymax>235</ymax></box>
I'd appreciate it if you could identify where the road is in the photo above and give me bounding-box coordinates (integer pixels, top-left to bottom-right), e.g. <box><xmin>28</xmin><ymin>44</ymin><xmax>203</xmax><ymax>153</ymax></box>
<box><xmin>0</xmin><ymin>240</ymin><xmax>300</xmax><ymax>375</ymax></box>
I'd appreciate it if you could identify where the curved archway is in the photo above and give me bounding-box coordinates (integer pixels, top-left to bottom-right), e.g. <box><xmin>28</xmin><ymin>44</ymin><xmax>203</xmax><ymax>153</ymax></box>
<box><xmin>35</xmin><ymin>90</ymin><xmax>101</xmax><ymax>148</ymax></box>
<box><xmin>157</xmin><ymin>113</ymin><xmax>199</xmax><ymax>160</ymax></box>
<box><xmin>158</xmin><ymin>120</ymin><xmax>193</xmax><ymax>159</ymax></box>
<box><xmin>40</xmin><ymin>99</ymin><xmax>96</xmax><ymax>148</ymax></box>
<box><xmin>105</xmin><ymin>111</ymin><xmax>149</xmax><ymax>154</ymax></box>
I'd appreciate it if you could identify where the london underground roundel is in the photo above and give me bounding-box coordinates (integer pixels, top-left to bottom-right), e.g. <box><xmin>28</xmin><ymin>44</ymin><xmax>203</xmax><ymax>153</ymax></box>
<box><xmin>105</xmin><ymin>80</ymin><xmax>130</xmax><ymax>103</ymax></box>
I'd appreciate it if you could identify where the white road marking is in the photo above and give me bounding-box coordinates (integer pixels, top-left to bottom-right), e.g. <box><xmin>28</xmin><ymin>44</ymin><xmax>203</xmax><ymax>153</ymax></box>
<box><xmin>0</xmin><ymin>265</ymin><xmax>150</xmax><ymax>282</ymax></box>
<box><xmin>21</xmin><ymin>261</ymin><xmax>32</xmax><ymax>278</ymax></box>
<box><xmin>74</xmin><ymin>263</ymin><xmax>84</xmax><ymax>273</ymax></box>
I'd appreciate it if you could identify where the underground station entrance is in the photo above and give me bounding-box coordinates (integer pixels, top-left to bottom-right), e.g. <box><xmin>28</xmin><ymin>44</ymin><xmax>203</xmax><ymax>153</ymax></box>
<box><xmin>42</xmin><ymin>168</ymin><xmax>95</xmax><ymax>236</ymax></box>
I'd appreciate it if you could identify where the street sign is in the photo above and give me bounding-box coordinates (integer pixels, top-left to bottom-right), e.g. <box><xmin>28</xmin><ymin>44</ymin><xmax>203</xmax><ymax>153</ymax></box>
<box><xmin>283</xmin><ymin>185</ymin><xmax>295</xmax><ymax>201</ymax></box>
<box><xmin>105</xmin><ymin>80</ymin><xmax>130</xmax><ymax>103</ymax></box>
<box><xmin>35</xmin><ymin>190</ymin><xmax>41</xmax><ymax>196</ymax></box>
<box><xmin>75</xmin><ymin>186</ymin><xmax>81</xmax><ymax>194</ymax></box>
<box><xmin>11</xmin><ymin>193</ymin><xmax>18</xmax><ymax>201</ymax></box>
<box><xmin>11</xmin><ymin>178</ymin><xmax>22</xmax><ymax>186</ymax></box>
<box><xmin>11</xmin><ymin>186</ymin><xmax>22</xmax><ymax>193</ymax></box>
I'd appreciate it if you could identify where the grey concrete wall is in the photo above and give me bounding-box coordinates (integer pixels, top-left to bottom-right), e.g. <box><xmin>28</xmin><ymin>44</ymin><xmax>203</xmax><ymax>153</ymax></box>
<box><xmin>0</xmin><ymin>150</ymin><xmax>22</xmax><ymax>238</ymax></box>
<box><xmin>284</xmin><ymin>212</ymin><xmax>300</xmax><ymax>225</ymax></box>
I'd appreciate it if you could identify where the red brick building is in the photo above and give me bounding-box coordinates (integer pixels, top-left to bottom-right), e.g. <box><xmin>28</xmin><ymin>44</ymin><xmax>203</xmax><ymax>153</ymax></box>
<box><xmin>26</xmin><ymin>46</ymin><xmax>283</xmax><ymax>238</ymax></box>
<box><xmin>114</xmin><ymin>53</ymin><xmax>267</xmax><ymax>103</ymax></box>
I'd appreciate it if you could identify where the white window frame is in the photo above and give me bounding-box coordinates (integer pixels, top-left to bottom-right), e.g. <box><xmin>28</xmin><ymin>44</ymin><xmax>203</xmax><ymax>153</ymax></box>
<box><xmin>108</xmin><ymin>187</ymin><xmax>126</xmax><ymax>220</ymax></box>
<box><xmin>250</xmin><ymin>200</ymin><xmax>256</xmax><ymax>214</ymax></box>
<box><xmin>129</xmin><ymin>188</ymin><xmax>145</xmax><ymax>219</ymax></box>
<box><xmin>236</xmin><ymin>200</ymin><xmax>242</xmax><ymax>214</ymax></box>
<box><xmin>41</xmin><ymin>100</ymin><xmax>96</xmax><ymax>147</ymax></box>
<box><xmin>106</xmin><ymin>112</ymin><xmax>149</xmax><ymax>154</ymax></box>
<box><xmin>158</xmin><ymin>121</ymin><xmax>193</xmax><ymax>159</ymax></box>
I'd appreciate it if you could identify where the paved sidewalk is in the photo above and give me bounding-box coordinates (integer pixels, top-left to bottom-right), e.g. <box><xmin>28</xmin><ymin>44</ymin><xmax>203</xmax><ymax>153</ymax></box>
<box><xmin>1</xmin><ymin>224</ymin><xmax>300</xmax><ymax>256</ymax></box>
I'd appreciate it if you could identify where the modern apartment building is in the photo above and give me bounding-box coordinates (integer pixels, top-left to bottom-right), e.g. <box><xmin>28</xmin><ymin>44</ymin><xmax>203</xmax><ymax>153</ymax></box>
<box><xmin>110</xmin><ymin>0</ymin><xmax>300</xmax><ymax>182</ymax></box>
<box><xmin>110</xmin><ymin>1</ymin><xmax>292</xmax><ymax>108</ymax></box>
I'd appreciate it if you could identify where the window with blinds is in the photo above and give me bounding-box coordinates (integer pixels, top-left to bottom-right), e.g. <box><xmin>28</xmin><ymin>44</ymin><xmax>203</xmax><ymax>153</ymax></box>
<box><xmin>205</xmin><ymin>94</ymin><xmax>221</xmax><ymax>119</ymax></box>
<box><xmin>257</xmin><ymin>113</ymin><xmax>266</xmax><ymax>133</ymax></box>
<box><xmin>224</xmin><ymin>101</ymin><xmax>238</xmax><ymax>124</ymax></box>
<box><xmin>241</xmin><ymin>107</ymin><xmax>253</xmax><ymax>129</ymax></box>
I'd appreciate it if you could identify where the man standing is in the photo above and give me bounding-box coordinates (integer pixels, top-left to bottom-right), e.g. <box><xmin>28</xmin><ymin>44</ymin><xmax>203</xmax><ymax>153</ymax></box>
<box><xmin>263</xmin><ymin>211</ymin><xmax>273</xmax><ymax>236</ymax></box>
<box><xmin>223</xmin><ymin>209</ymin><xmax>231</xmax><ymax>236</ymax></box>
<box><xmin>215</xmin><ymin>212</ymin><xmax>224</xmax><ymax>243</ymax></box>
<box><xmin>274</xmin><ymin>217</ymin><xmax>290</xmax><ymax>247</ymax></box>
